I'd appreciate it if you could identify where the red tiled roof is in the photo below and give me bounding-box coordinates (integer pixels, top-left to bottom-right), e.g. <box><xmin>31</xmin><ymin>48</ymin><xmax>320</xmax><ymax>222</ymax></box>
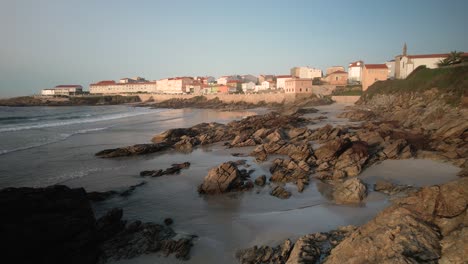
<box><xmin>364</xmin><ymin>64</ymin><xmax>388</xmax><ymax>69</ymax></box>
<box><xmin>276</xmin><ymin>75</ymin><xmax>292</xmax><ymax>78</ymax></box>
<box><xmin>329</xmin><ymin>70</ymin><xmax>348</xmax><ymax>75</ymax></box>
<box><xmin>55</xmin><ymin>85</ymin><xmax>82</xmax><ymax>88</ymax></box>
<box><xmin>349</xmin><ymin>61</ymin><xmax>363</xmax><ymax>67</ymax></box>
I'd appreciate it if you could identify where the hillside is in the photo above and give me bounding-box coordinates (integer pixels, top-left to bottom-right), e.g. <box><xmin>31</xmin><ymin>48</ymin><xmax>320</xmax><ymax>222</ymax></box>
<box><xmin>360</xmin><ymin>65</ymin><xmax>468</xmax><ymax>107</ymax></box>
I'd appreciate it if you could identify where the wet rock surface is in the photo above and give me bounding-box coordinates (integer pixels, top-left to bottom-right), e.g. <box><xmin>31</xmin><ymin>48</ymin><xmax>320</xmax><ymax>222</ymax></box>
<box><xmin>140</xmin><ymin>162</ymin><xmax>191</xmax><ymax>177</ymax></box>
<box><xmin>236</xmin><ymin>226</ymin><xmax>356</xmax><ymax>264</ymax></box>
<box><xmin>269</xmin><ymin>185</ymin><xmax>291</xmax><ymax>199</ymax></box>
<box><xmin>198</xmin><ymin>161</ymin><xmax>254</xmax><ymax>194</ymax></box>
<box><xmin>0</xmin><ymin>185</ymin><xmax>195</xmax><ymax>264</ymax></box>
<box><xmin>332</xmin><ymin>178</ymin><xmax>367</xmax><ymax>204</ymax></box>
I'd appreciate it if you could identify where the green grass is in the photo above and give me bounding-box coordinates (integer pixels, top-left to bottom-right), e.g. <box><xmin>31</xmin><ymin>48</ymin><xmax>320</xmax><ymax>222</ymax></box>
<box><xmin>362</xmin><ymin>66</ymin><xmax>468</xmax><ymax>106</ymax></box>
<box><xmin>332</xmin><ymin>90</ymin><xmax>363</xmax><ymax>96</ymax></box>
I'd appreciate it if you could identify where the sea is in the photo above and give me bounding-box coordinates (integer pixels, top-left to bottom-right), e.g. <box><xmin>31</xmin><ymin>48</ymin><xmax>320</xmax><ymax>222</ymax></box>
<box><xmin>0</xmin><ymin>104</ymin><xmax>460</xmax><ymax>264</ymax></box>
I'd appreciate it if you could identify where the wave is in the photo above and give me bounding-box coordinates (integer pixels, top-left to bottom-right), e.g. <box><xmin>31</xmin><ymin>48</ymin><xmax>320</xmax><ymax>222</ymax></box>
<box><xmin>0</xmin><ymin>109</ymin><xmax>161</xmax><ymax>133</ymax></box>
<box><xmin>0</xmin><ymin>127</ymin><xmax>109</xmax><ymax>156</ymax></box>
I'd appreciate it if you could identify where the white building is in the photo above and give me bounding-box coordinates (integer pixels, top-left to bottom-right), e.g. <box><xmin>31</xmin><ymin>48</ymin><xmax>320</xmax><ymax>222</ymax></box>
<box><xmin>385</xmin><ymin>60</ymin><xmax>396</xmax><ymax>79</ymax></box>
<box><xmin>290</xmin><ymin>66</ymin><xmax>322</xmax><ymax>79</ymax></box>
<box><xmin>41</xmin><ymin>85</ymin><xmax>83</xmax><ymax>96</ymax></box>
<box><xmin>217</xmin><ymin>75</ymin><xmax>241</xmax><ymax>85</ymax></box>
<box><xmin>276</xmin><ymin>75</ymin><xmax>292</xmax><ymax>90</ymax></box>
<box><xmin>156</xmin><ymin>77</ymin><xmax>194</xmax><ymax>94</ymax></box>
<box><xmin>394</xmin><ymin>53</ymin><xmax>466</xmax><ymax>79</ymax></box>
<box><xmin>241</xmin><ymin>74</ymin><xmax>258</xmax><ymax>84</ymax></box>
<box><xmin>89</xmin><ymin>81</ymin><xmax>157</xmax><ymax>94</ymax></box>
<box><xmin>347</xmin><ymin>61</ymin><xmax>363</xmax><ymax>83</ymax></box>
<box><xmin>241</xmin><ymin>82</ymin><xmax>256</xmax><ymax>93</ymax></box>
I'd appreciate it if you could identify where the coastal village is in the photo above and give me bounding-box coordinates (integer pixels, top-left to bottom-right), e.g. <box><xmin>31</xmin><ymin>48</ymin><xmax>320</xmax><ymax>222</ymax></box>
<box><xmin>40</xmin><ymin>45</ymin><xmax>467</xmax><ymax>97</ymax></box>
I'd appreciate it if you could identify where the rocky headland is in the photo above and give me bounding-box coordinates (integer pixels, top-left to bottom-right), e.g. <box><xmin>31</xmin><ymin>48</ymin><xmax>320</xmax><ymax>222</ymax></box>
<box><xmin>0</xmin><ymin>95</ymin><xmax>141</xmax><ymax>106</ymax></box>
<box><xmin>0</xmin><ymin>185</ymin><xmax>195</xmax><ymax>264</ymax></box>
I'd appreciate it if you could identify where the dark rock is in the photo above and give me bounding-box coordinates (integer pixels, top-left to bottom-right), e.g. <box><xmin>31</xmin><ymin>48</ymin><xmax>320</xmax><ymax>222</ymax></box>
<box><xmin>140</xmin><ymin>162</ymin><xmax>191</xmax><ymax>177</ymax></box>
<box><xmin>254</xmin><ymin>175</ymin><xmax>267</xmax><ymax>186</ymax></box>
<box><xmin>374</xmin><ymin>180</ymin><xmax>417</xmax><ymax>195</ymax></box>
<box><xmin>87</xmin><ymin>190</ymin><xmax>118</xmax><ymax>202</ymax></box>
<box><xmin>119</xmin><ymin>181</ymin><xmax>146</xmax><ymax>197</ymax></box>
<box><xmin>164</xmin><ymin>218</ymin><xmax>174</xmax><ymax>226</ymax></box>
<box><xmin>95</xmin><ymin>208</ymin><xmax>126</xmax><ymax>242</ymax></box>
<box><xmin>0</xmin><ymin>185</ymin><xmax>99</xmax><ymax>264</ymax></box>
<box><xmin>95</xmin><ymin>143</ymin><xmax>170</xmax><ymax>158</ymax></box>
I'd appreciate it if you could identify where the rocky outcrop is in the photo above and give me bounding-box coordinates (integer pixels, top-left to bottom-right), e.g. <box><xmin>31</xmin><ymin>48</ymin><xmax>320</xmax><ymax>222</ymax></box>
<box><xmin>254</xmin><ymin>175</ymin><xmax>267</xmax><ymax>186</ymax></box>
<box><xmin>332</xmin><ymin>178</ymin><xmax>367</xmax><ymax>204</ymax></box>
<box><xmin>95</xmin><ymin>143</ymin><xmax>170</xmax><ymax>158</ymax></box>
<box><xmin>236</xmin><ymin>226</ymin><xmax>356</xmax><ymax>264</ymax></box>
<box><xmin>198</xmin><ymin>162</ymin><xmax>253</xmax><ymax>194</ymax></box>
<box><xmin>87</xmin><ymin>182</ymin><xmax>147</xmax><ymax>201</ymax></box>
<box><xmin>325</xmin><ymin>178</ymin><xmax>468</xmax><ymax>264</ymax></box>
<box><xmin>0</xmin><ymin>185</ymin><xmax>195</xmax><ymax>264</ymax></box>
<box><xmin>140</xmin><ymin>162</ymin><xmax>191</xmax><ymax>177</ymax></box>
<box><xmin>0</xmin><ymin>185</ymin><xmax>99</xmax><ymax>264</ymax></box>
<box><xmin>373</xmin><ymin>179</ymin><xmax>418</xmax><ymax>196</ymax></box>
<box><xmin>270</xmin><ymin>185</ymin><xmax>291</xmax><ymax>199</ymax></box>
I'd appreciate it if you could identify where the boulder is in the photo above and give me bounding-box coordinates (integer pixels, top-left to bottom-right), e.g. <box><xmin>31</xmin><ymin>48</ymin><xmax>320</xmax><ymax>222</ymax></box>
<box><xmin>315</xmin><ymin>138</ymin><xmax>352</xmax><ymax>162</ymax></box>
<box><xmin>198</xmin><ymin>162</ymin><xmax>252</xmax><ymax>194</ymax></box>
<box><xmin>0</xmin><ymin>185</ymin><xmax>99</xmax><ymax>264</ymax></box>
<box><xmin>270</xmin><ymin>186</ymin><xmax>291</xmax><ymax>199</ymax></box>
<box><xmin>140</xmin><ymin>162</ymin><xmax>191</xmax><ymax>177</ymax></box>
<box><xmin>95</xmin><ymin>143</ymin><xmax>170</xmax><ymax>158</ymax></box>
<box><xmin>254</xmin><ymin>175</ymin><xmax>267</xmax><ymax>186</ymax></box>
<box><xmin>333</xmin><ymin>178</ymin><xmax>367</xmax><ymax>204</ymax></box>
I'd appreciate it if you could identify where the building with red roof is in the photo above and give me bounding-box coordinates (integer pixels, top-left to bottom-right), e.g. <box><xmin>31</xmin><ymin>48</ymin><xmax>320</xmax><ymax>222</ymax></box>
<box><xmin>362</xmin><ymin>64</ymin><xmax>388</xmax><ymax>91</ymax></box>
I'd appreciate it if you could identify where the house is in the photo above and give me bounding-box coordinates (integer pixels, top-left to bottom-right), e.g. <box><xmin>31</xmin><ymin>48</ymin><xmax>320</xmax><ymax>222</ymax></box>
<box><xmin>217</xmin><ymin>75</ymin><xmax>241</xmax><ymax>85</ymax></box>
<box><xmin>290</xmin><ymin>67</ymin><xmax>322</xmax><ymax>79</ymax></box>
<box><xmin>89</xmin><ymin>80</ymin><xmax>157</xmax><ymax>94</ymax></box>
<box><xmin>258</xmin><ymin>74</ymin><xmax>275</xmax><ymax>84</ymax></box>
<box><xmin>241</xmin><ymin>74</ymin><xmax>258</xmax><ymax>84</ymax></box>
<box><xmin>41</xmin><ymin>85</ymin><xmax>83</xmax><ymax>96</ymax></box>
<box><xmin>195</xmin><ymin>76</ymin><xmax>216</xmax><ymax>85</ymax></box>
<box><xmin>326</xmin><ymin>66</ymin><xmax>345</xmax><ymax>75</ymax></box>
<box><xmin>241</xmin><ymin>82</ymin><xmax>256</xmax><ymax>93</ymax></box>
<box><xmin>394</xmin><ymin>44</ymin><xmax>468</xmax><ymax>79</ymax></box>
<box><xmin>323</xmin><ymin>71</ymin><xmax>348</xmax><ymax>86</ymax></box>
<box><xmin>284</xmin><ymin>79</ymin><xmax>314</xmax><ymax>94</ymax></box>
<box><xmin>255</xmin><ymin>81</ymin><xmax>270</xmax><ymax>92</ymax></box>
<box><xmin>156</xmin><ymin>77</ymin><xmax>193</xmax><ymax>94</ymax></box>
<box><xmin>348</xmin><ymin>61</ymin><xmax>363</xmax><ymax>83</ymax></box>
<box><xmin>226</xmin><ymin>80</ymin><xmax>241</xmax><ymax>90</ymax></box>
<box><xmin>276</xmin><ymin>75</ymin><xmax>292</xmax><ymax>90</ymax></box>
<box><xmin>385</xmin><ymin>60</ymin><xmax>396</xmax><ymax>79</ymax></box>
<box><xmin>362</xmin><ymin>64</ymin><xmax>388</xmax><ymax>91</ymax></box>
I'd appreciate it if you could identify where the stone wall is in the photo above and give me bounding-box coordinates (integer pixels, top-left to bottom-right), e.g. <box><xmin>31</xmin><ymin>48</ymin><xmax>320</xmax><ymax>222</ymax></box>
<box><xmin>132</xmin><ymin>93</ymin><xmax>302</xmax><ymax>104</ymax></box>
<box><xmin>331</xmin><ymin>96</ymin><xmax>361</xmax><ymax>104</ymax></box>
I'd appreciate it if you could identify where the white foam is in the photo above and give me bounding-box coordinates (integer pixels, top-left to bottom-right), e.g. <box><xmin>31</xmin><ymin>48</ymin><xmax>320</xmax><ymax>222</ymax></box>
<box><xmin>0</xmin><ymin>109</ymin><xmax>163</xmax><ymax>133</ymax></box>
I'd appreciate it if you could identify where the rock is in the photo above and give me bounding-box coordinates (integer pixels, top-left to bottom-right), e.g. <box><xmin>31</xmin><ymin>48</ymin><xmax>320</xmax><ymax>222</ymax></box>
<box><xmin>140</xmin><ymin>162</ymin><xmax>190</xmax><ymax>177</ymax></box>
<box><xmin>270</xmin><ymin>186</ymin><xmax>291</xmax><ymax>199</ymax></box>
<box><xmin>160</xmin><ymin>238</ymin><xmax>194</xmax><ymax>260</ymax></box>
<box><xmin>87</xmin><ymin>190</ymin><xmax>118</xmax><ymax>202</ymax></box>
<box><xmin>198</xmin><ymin>162</ymin><xmax>252</xmax><ymax>194</ymax></box>
<box><xmin>325</xmin><ymin>178</ymin><xmax>468</xmax><ymax>264</ymax></box>
<box><xmin>333</xmin><ymin>141</ymin><xmax>369</xmax><ymax>177</ymax></box>
<box><xmin>297</xmin><ymin>179</ymin><xmax>305</xmax><ymax>193</ymax></box>
<box><xmin>254</xmin><ymin>175</ymin><xmax>267</xmax><ymax>186</ymax></box>
<box><xmin>119</xmin><ymin>181</ymin><xmax>146</xmax><ymax>197</ymax></box>
<box><xmin>96</xmin><ymin>208</ymin><xmax>126</xmax><ymax>242</ymax></box>
<box><xmin>381</xmin><ymin>139</ymin><xmax>407</xmax><ymax>159</ymax></box>
<box><xmin>96</xmin><ymin>143</ymin><xmax>170</xmax><ymax>158</ymax></box>
<box><xmin>315</xmin><ymin>138</ymin><xmax>352</xmax><ymax>162</ymax></box>
<box><xmin>333</xmin><ymin>178</ymin><xmax>367</xmax><ymax>204</ymax></box>
<box><xmin>164</xmin><ymin>218</ymin><xmax>174</xmax><ymax>226</ymax></box>
<box><xmin>374</xmin><ymin>180</ymin><xmax>417</xmax><ymax>195</ymax></box>
<box><xmin>236</xmin><ymin>239</ymin><xmax>293</xmax><ymax>264</ymax></box>
<box><xmin>0</xmin><ymin>185</ymin><xmax>99</xmax><ymax>264</ymax></box>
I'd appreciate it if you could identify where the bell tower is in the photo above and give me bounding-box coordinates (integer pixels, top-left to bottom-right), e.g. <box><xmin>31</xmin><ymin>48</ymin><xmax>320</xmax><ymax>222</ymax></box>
<box><xmin>403</xmin><ymin>42</ymin><xmax>407</xmax><ymax>56</ymax></box>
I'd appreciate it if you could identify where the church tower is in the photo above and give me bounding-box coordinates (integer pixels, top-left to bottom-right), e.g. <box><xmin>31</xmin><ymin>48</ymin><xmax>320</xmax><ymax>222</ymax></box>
<box><xmin>403</xmin><ymin>43</ymin><xmax>407</xmax><ymax>56</ymax></box>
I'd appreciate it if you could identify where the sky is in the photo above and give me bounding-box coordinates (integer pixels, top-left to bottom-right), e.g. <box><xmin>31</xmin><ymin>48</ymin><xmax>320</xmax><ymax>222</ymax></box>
<box><xmin>1</xmin><ymin>0</ymin><xmax>467</xmax><ymax>97</ymax></box>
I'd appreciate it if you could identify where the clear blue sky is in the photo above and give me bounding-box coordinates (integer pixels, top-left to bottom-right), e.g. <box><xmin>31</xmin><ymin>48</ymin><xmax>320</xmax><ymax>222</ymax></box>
<box><xmin>1</xmin><ymin>0</ymin><xmax>467</xmax><ymax>97</ymax></box>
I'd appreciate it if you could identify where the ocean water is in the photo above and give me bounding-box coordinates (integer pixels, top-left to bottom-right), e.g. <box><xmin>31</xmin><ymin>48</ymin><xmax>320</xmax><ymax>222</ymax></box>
<box><xmin>0</xmin><ymin>104</ymin><xmax>460</xmax><ymax>264</ymax></box>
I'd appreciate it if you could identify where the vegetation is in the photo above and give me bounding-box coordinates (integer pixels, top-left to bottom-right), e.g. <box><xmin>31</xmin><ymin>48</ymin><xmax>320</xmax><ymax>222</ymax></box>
<box><xmin>362</xmin><ymin>65</ymin><xmax>468</xmax><ymax>106</ymax></box>
<box><xmin>437</xmin><ymin>51</ymin><xmax>465</xmax><ymax>67</ymax></box>
<box><xmin>332</xmin><ymin>90</ymin><xmax>363</xmax><ymax>96</ymax></box>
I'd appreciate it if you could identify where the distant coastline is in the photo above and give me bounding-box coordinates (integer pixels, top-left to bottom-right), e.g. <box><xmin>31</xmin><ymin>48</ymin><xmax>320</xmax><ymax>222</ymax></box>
<box><xmin>0</xmin><ymin>95</ymin><xmax>141</xmax><ymax>107</ymax></box>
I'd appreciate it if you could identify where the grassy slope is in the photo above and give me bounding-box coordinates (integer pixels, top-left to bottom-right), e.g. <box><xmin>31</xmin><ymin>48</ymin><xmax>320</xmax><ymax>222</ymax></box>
<box><xmin>361</xmin><ymin>66</ymin><xmax>468</xmax><ymax>106</ymax></box>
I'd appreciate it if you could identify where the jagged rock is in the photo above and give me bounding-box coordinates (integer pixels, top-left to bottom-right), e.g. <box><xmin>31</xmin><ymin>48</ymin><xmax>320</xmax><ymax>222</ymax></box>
<box><xmin>140</xmin><ymin>162</ymin><xmax>191</xmax><ymax>177</ymax></box>
<box><xmin>270</xmin><ymin>186</ymin><xmax>291</xmax><ymax>199</ymax></box>
<box><xmin>236</xmin><ymin>239</ymin><xmax>293</xmax><ymax>264</ymax></box>
<box><xmin>333</xmin><ymin>141</ymin><xmax>369</xmax><ymax>177</ymax></box>
<box><xmin>315</xmin><ymin>138</ymin><xmax>352</xmax><ymax>162</ymax></box>
<box><xmin>381</xmin><ymin>139</ymin><xmax>407</xmax><ymax>159</ymax></box>
<box><xmin>87</xmin><ymin>190</ymin><xmax>118</xmax><ymax>202</ymax></box>
<box><xmin>119</xmin><ymin>181</ymin><xmax>146</xmax><ymax>197</ymax></box>
<box><xmin>255</xmin><ymin>175</ymin><xmax>267</xmax><ymax>186</ymax></box>
<box><xmin>164</xmin><ymin>218</ymin><xmax>173</xmax><ymax>226</ymax></box>
<box><xmin>325</xmin><ymin>178</ymin><xmax>468</xmax><ymax>264</ymax></box>
<box><xmin>297</xmin><ymin>179</ymin><xmax>305</xmax><ymax>192</ymax></box>
<box><xmin>198</xmin><ymin>162</ymin><xmax>252</xmax><ymax>194</ymax></box>
<box><xmin>96</xmin><ymin>208</ymin><xmax>126</xmax><ymax>242</ymax></box>
<box><xmin>95</xmin><ymin>143</ymin><xmax>170</xmax><ymax>158</ymax></box>
<box><xmin>0</xmin><ymin>185</ymin><xmax>99</xmax><ymax>264</ymax></box>
<box><xmin>374</xmin><ymin>180</ymin><xmax>417</xmax><ymax>195</ymax></box>
<box><xmin>332</xmin><ymin>178</ymin><xmax>367</xmax><ymax>204</ymax></box>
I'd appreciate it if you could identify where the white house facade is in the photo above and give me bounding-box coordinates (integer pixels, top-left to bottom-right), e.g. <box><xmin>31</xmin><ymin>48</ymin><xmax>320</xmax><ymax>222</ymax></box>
<box><xmin>290</xmin><ymin>66</ymin><xmax>322</xmax><ymax>79</ymax></box>
<box><xmin>276</xmin><ymin>75</ymin><xmax>292</xmax><ymax>90</ymax></box>
<box><xmin>348</xmin><ymin>61</ymin><xmax>363</xmax><ymax>83</ymax></box>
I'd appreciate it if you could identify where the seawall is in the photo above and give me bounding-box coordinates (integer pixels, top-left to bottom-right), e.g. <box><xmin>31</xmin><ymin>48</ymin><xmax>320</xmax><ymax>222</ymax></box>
<box><xmin>331</xmin><ymin>95</ymin><xmax>361</xmax><ymax>104</ymax></box>
<box><xmin>132</xmin><ymin>93</ymin><xmax>304</xmax><ymax>104</ymax></box>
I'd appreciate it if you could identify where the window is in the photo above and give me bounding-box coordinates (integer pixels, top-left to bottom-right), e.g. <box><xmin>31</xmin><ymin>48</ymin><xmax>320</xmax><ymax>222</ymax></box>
<box><xmin>300</xmin><ymin>88</ymin><xmax>302</xmax><ymax>92</ymax></box>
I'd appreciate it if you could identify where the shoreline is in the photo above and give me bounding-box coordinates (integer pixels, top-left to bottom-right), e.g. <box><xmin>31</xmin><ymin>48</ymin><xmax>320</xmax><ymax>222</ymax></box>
<box><xmin>0</xmin><ymin>86</ymin><xmax>466</xmax><ymax>263</ymax></box>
